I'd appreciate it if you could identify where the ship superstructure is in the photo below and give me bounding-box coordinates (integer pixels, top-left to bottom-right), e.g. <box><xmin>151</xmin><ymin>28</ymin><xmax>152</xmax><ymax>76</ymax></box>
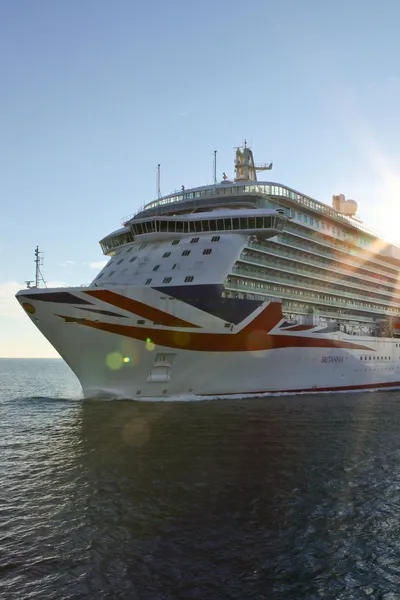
<box><xmin>16</xmin><ymin>145</ymin><xmax>400</xmax><ymax>398</ymax></box>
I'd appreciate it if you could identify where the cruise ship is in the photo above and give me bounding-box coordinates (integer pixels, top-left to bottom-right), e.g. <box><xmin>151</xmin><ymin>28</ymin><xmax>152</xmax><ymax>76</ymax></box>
<box><xmin>16</xmin><ymin>145</ymin><xmax>400</xmax><ymax>399</ymax></box>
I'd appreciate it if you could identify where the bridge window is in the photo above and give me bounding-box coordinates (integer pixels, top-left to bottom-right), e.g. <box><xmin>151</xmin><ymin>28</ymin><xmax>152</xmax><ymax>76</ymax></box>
<box><xmin>163</xmin><ymin>252</ymin><xmax>171</xmax><ymax>258</ymax></box>
<box><xmin>182</xmin><ymin>250</ymin><xmax>191</xmax><ymax>256</ymax></box>
<box><xmin>153</xmin><ymin>265</ymin><xmax>160</xmax><ymax>271</ymax></box>
<box><xmin>191</xmin><ymin>237</ymin><xmax>199</xmax><ymax>243</ymax></box>
<box><xmin>185</xmin><ymin>276</ymin><xmax>194</xmax><ymax>282</ymax></box>
<box><xmin>256</xmin><ymin>217</ymin><xmax>263</xmax><ymax>228</ymax></box>
<box><xmin>224</xmin><ymin>219</ymin><xmax>232</xmax><ymax>230</ymax></box>
<box><xmin>212</xmin><ymin>236</ymin><xmax>220</xmax><ymax>242</ymax></box>
<box><xmin>203</xmin><ymin>249</ymin><xmax>212</xmax><ymax>255</ymax></box>
<box><xmin>163</xmin><ymin>277</ymin><xmax>172</xmax><ymax>283</ymax></box>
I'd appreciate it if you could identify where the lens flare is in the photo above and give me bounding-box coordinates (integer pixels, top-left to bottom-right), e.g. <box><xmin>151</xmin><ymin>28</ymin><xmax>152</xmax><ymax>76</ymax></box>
<box><xmin>106</xmin><ymin>351</ymin><xmax>124</xmax><ymax>370</ymax></box>
<box><xmin>146</xmin><ymin>337</ymin><xmax>155</xmax><ymax>351</ymax></box>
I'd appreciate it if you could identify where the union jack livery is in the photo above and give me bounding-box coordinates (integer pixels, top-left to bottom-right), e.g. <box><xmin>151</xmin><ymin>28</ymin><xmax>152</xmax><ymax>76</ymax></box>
<box><xmin>16</xmin><ymin>145</ymin><xmax>400</xmax><ymax>399</ymax></box>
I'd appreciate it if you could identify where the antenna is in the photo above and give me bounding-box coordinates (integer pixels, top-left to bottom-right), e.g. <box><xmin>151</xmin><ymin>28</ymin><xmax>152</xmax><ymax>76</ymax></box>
<box><xmin>34</xmin><ymin>246</ymin><xmax>47</xmax><ymax>288</ymax></box>
<box><xmin>213</xmin><ymin>150</ymin><xmax>217</xmax><ymax>185</ymax></box>
<box><xmin>157</xmin><ymin>164</ymin><xmax>161</xmax><ymax>199</ymax></box>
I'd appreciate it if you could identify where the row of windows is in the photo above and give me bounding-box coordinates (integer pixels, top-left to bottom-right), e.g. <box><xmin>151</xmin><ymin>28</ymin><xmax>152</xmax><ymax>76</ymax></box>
<box><xmin>226</xmin><ymin>277</ymin><xmax>397</xmax><ymax>315</ymax></box>
<box><xmin>242</xmin><ymin>249</ymin><xmax>392</xmax><ymax>294</ymax></box>
<box><xmin>234</xmin><ymin>262</ymin><xmax>400</xmax><ymax>309</ymax></box>
<box><xmin>274</xmin><ymin>234</ymin><xmax>399</xmax><ymax>281</ymax></box>
<box><xmin>235</xmin><ymin>260</ymin><xmax>400</xmax><ymax>306</ymax></box>
<box><xmin>107</xmin><ymin>247</ymin><xmax>214</xmax><ymax>271</ymax></box>
<box><xmin>104</xmin><ymin>235</ymin><xmax>221</xmax><ymax>256</ymax></box>
<box><xmin>144</xmin><ymin>275</ymin><xmax>194</xmax><ymax>285</ymax></box>
<box><xmin>130</xmin><ymin>216</ymin><xmax>283</xmax><ymax>237</ymax></box>
<box><xmin>222</xmin><ymin>290</ymin><xmax>381</xmax><ymax>323</ymax></box>
<box><xmin>100</xmin><ymin>230</ymin><xmax>135</xmax><ymax>254</ymax></box>
<box><xmin>271</xmin><ymin>206</ymin><xmax>370</xmax><ymax>249</ymax></box>
<box><xmin>286</xmin><ymin>223</ymin><xmax>397</xmax><ymax>274</ymax></box>
<box><xmin>246</xmin><ymin>242</ymin><xmax>398</xmax><ymax>290</ymax></box>
<box><xmin>360</xmin><ymin>356</ymin><xmax>391</xmax><ymax>361</ymax></box>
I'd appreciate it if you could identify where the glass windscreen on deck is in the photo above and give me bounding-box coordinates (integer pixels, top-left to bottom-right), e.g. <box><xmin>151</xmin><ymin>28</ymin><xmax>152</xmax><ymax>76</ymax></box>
<box><xmin>131</xmin><ymin>215</ymin><xmax>283</xmax><ymax>236</ymax></box>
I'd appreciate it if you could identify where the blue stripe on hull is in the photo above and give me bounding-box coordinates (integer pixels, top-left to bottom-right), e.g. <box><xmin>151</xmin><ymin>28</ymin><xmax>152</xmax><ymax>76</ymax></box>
<box><xmin>154</xmin><ymin>284</ymin><xmax>263</xmax><ymax>324</ymax></box>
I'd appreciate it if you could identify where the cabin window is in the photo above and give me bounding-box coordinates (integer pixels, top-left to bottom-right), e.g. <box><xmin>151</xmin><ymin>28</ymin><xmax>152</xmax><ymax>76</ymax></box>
<box><xmin>182</xmin><ymin>250</ymin><xmax>191</xmax><ymax>256</ymax></box>
<box><xmin>212</xmin><ymin>235</ymin><xmax>220</xmax><ymax>242</ymax></box>
<box><xmin>163</xmin><ymin>252</ymin><xmax>171</xmax><ymax>258</ymax></box>
<box><xmin>172</xmin><ymin>240</ymin><xmax>180</xmax><ymax>245</ymax></box>
<box><xmin>153</xmin><ymin>265</ymin><xmax>160</xmax><ymax>271</ymax></box>
<box><xmin>96</xmin><ymin>273</ymin><xmax>104</xmax><ymax>279</ymax></box>
<box><xmin>117</xmin><ymin>258</ymin><xmax>124</xmax><ymax>265</ymax></box>
<box><xmin>137</xmin><ymin>319</ymin><xmax>145</xmax><ymax>324</ymax></box>
<box><xmin>108</xmin><ymin>270</ymin><xmax>115</xmax><ymax>277</ymax></box>
<box><xmin>185</xmin><ymin>276</ymin><xmax>194</xmax><ymax>282</ymax></box>
<box><xmin>139</xmin><ymin>244</ymin><xmax>147</xmax><ymax>250</ymax></box>
<box><xmin>129</xmin><ymin>256</ymin><xmax>137</xmax><ymax>262</ymax></box>
<box><xmin>203</xmin><ymin>249</ymin><xmax>212</xmax><ymax>255</ymax></box>
<box><xmin>126</xmin><ymin>247</ymin><xmax>133</xmax><ymax>253</ymax></box>
<box><xmin>190</xmin><ymin>237</ymin><xmax>199</xmax><ymax>243</ymax></box>
<box><xmin>145</xmin><ymin>278</ymin><xmax>152</xmax><ymax>285</ymax></box>
<box><xmin>163</xmin><ymin>277</ymin><xmax>172</xmax><ymax>283</ymax></box>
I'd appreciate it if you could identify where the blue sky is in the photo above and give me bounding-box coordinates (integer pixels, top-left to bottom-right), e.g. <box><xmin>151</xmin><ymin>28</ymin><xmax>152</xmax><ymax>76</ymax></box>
<box><xmin>2</xmin><ymin>0</ymin><xmax>400</xmax><ymax>357</ymax></box>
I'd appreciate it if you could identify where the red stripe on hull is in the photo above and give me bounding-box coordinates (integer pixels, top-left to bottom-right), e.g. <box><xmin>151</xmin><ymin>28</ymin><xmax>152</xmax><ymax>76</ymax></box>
<box><xmin>201</xmin><ymin>380</ymin><xmax>400</xmax><ymax>396</ymax></box>
<box><xmin>56</xmin><ymin>301</ymin><xmax>373</xmax><ymax>353</ymax></box>
<box><xmin>85</xmin><ymin>289</ymin><xmax>200</xmax><ymax>328</ymax></box>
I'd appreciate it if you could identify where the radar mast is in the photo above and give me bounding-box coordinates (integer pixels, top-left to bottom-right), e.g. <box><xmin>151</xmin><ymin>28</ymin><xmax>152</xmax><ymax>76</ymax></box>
<box><xmin>234</xmin><ymin>141</ymin><xmax>273</xmax><ymax>182</ymax></box>
<box><xmin>26</xmin><ymin>246</ymin><xmax>47</xmax><ymax>288</ymax></box>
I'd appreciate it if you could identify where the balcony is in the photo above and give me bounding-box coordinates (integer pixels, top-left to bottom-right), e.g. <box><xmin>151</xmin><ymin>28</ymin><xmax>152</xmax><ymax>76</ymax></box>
<box><xmin>225</xmin><ymin>277</ymin><xmax>400</xmax><ymax>318</ymax></box>
<box><xmin>237</xmin><ymin>255</ymin><xmax>400</xmax><ymax>303</ymax></box>
<box><xmin>249</xmin><ymin>238</ymin><xmax>399</xmax><ymax>283</ymax></box>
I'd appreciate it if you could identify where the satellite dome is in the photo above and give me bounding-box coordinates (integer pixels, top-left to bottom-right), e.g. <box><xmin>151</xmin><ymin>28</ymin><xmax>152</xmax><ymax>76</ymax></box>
<box><xmin>342</xmin><ymin>199</ymin><xmax>358</xmax><ymax>216</ymax></box>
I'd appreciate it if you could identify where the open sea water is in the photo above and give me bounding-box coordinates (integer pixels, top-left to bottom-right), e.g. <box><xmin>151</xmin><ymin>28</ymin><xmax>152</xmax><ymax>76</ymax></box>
<box><xmin>2</xmin><ymin>359</ymin><xmax>400</xmax><ymax>599</ymax></box>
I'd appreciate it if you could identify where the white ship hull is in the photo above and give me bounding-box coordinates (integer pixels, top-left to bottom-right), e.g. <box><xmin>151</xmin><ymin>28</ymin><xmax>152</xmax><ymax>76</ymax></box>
<box><xmin>16</xmin><ymin>286</ymin><xmax>400</xmax><ymax>399</ymax></box>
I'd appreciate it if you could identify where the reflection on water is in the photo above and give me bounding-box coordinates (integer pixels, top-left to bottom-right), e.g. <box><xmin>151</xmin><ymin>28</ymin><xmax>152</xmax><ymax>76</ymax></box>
<box><xmin>2</xmin><ymin>360</ymin><xmax>400</xmax><ymax>598</ymax></box>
